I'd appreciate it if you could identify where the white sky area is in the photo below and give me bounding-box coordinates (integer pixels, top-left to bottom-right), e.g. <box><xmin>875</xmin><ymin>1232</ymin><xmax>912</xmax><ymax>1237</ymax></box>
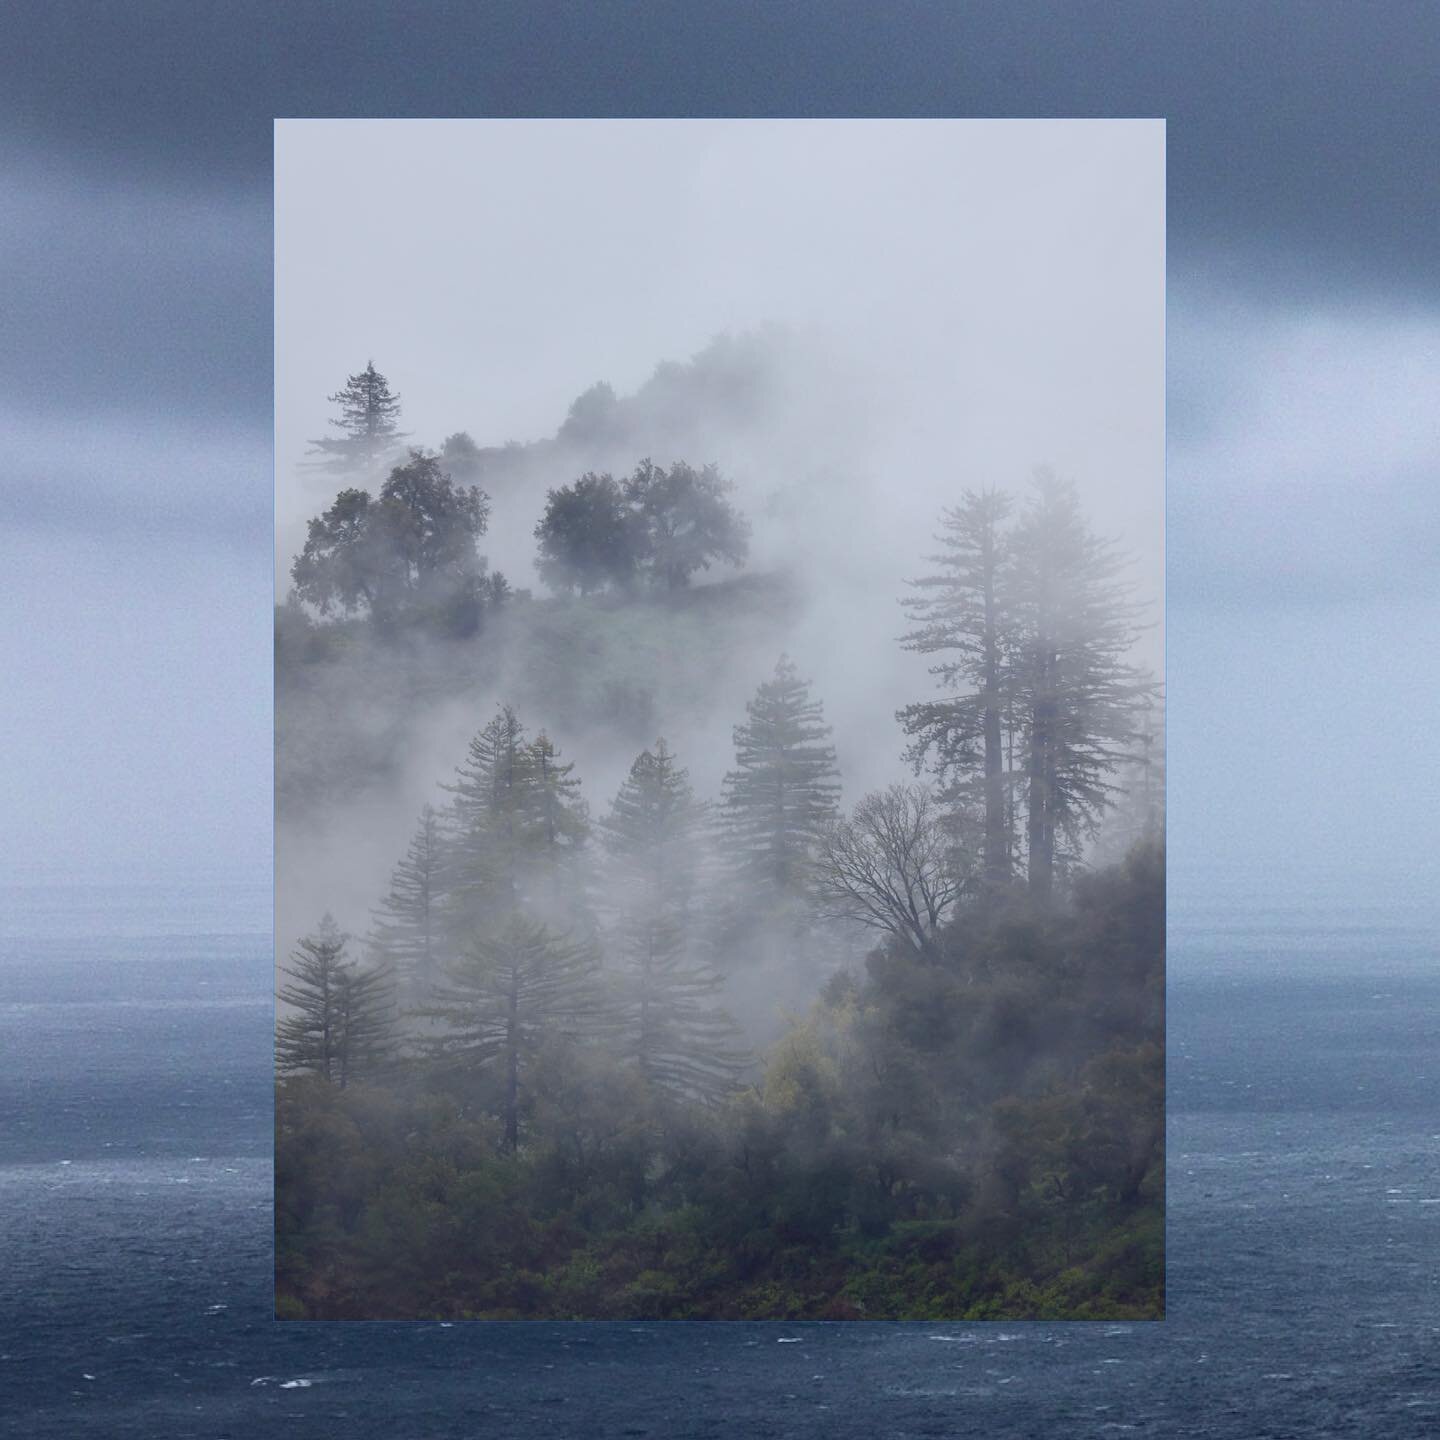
<box><xmin>276</xmin><ymin>119</ymin><xmax>1165</xmax><ymax>622</ymax></box>
<box><xmin>1</xmin><ymin>525</ymin><xmax>271</xmax><ymax>886</ymax></box>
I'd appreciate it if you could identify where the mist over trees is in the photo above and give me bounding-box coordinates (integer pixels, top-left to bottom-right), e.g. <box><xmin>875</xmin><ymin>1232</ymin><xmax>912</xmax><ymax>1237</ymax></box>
<box><xmin>423</xmin><ymin>917</ymin><xmax>604</xmax><ymax>1154</ymax></box>
<box><xmin>816</xmin><ymin>784</ymin><xmax>966</xmax><ymax>959</ymax></box>
<box><xmin>600</xmin><ymin>742</ymin><xmax>748</xmax><ymax>1106</ymax></box>
<box><xmin>714</xmin><ymin>656</ymin><xmax>842</xmax><ymax>982</ymax></box>
<box><xmin>439</xmin><ymin>429</ymin><xmax>485</xmax><ymax>482</ymax></box>
<box><xmin>291</xmin><ymin>448</ymin><xmax>497</xmax><ymax>637</ymax></box>
<box><xmin>367</xmin><ymin>805</ymin><xmax>444</xmax><ymax>1011</ymax></box>
<box><xmin>900</xmin><ymin>471</ymin><xmax>1159</xmax><ymax>901</ymax></box>
<box><xmin>277</xmin><ymin>340</ymin><xmax>1163</xmax><ymax>1321</ymax></box>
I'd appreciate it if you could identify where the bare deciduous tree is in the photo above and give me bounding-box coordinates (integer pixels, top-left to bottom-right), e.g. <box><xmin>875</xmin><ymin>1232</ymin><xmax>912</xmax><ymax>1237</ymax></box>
<box><xmin>816</xmin><ymin>784</ymin><xmax>970</xmax><ymax>957</ymax></box>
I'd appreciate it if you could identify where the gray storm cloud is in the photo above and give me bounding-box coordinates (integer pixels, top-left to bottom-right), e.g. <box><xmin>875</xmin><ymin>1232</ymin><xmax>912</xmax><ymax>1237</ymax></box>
<box><xmin>1168</xmin><ymin>292</ymin><xmax>1440</xmax><ymax>607</ymax></box>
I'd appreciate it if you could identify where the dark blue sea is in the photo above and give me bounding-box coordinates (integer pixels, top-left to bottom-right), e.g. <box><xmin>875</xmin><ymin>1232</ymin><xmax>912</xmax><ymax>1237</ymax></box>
<box><xmin>2</xmin><ymin>870</ymin><xmax>1436</xmax><ymax>1436</ymax></box>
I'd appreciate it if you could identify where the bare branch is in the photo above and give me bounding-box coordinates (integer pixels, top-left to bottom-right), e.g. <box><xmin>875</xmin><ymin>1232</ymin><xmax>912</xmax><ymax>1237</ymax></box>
<box><xmin>816</xmin><ymin>784</ymin><xmax>971</xmax><ymax>957</ymax></box>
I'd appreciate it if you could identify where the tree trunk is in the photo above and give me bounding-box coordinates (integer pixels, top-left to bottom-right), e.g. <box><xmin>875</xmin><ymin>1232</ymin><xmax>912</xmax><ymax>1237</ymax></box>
<box><xmin>504</xmin><ymin>981</ymin><xmax>520</xmax><ymax>1154</ymax></box>
<box><xmin>980</xmin><ymin>512</ymin><xmax>1011</xmax><ymax>894</ymax></box>
<box><xmin>1028</xmin><ymin>669</ymin><xmax>1056</xmax><ymax>902</ymax></box>
<box><xmin>981</xmin><ymin>640</ymin><xmax>1008</xmax><ymax>890</ymax></box>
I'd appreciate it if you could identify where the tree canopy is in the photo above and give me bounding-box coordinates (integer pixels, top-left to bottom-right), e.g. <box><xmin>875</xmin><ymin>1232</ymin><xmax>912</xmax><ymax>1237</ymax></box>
<box><xmin>720</xmin><ymin>655</ymin><xmax>842</xmax><ymax>902</ymax></box>
<box><xmin>625</xmin><ymin>458</ymin><xmax>751</xmax><ymax>590</ymax></box>
<box><xmin>601</xmin><ymin>740</ymin><xmax>747</xmax><ymax>1105</ymax></box>
<box><xmin>534</xmin><ymin>459</ymin><xmax>750</xmax><ymax>595</ymax></box>
<box><xmin>440</xmin><ymin>430</ymin><xmax>485</xmax><ymax>481</ymax></box>
<box><xmin>900</xmin><ymin>472</ymin><xmax>1156</xmax><ymax>901</ymax></box>
<box><xmin>421</xmin><ymin>915</ymin><xmax>603</xmax><ymax>1153</ymax></box>
<box><xmin>534</xmin><ymin>471</ymin><xmax>643</xmax><ymax>595</ymax></box>
<box><xmin>816</xmin><ymin>784</ymin><xmax>967</xmax><ymax>958</ymax></box>
<box><xmin>899</xmin><ymin>488</ymin><xmax>1015</xmax><ymax>891</ymax></box>
<box><xmin>290</xmin><ymin>449</ymin><xmax>491</xmax><ymax>635</ymax></box>
<box><xmin>277</xmin><ymin>915</ymin><xmax>394</xmax><ymax>1088</ymax></box>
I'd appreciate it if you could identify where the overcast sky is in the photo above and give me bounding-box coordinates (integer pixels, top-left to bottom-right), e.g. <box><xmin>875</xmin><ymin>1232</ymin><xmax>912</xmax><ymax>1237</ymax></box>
<box><xmin>276</xmin><ymin>119</ymin><xmax>1163</xmax><ymax>616</ymax></box>
<box><xmin>2</xmin><ymin>2</ymin><xmax>1436</xmax><ymax>907</ymax></box>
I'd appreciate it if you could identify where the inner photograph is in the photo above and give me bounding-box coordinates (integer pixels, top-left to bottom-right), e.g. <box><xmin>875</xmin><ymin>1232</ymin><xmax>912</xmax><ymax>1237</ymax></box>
<box><xmin>274</xmin><ymin>119</ymin><xmax>1165</xmax><ymax>1321</ymax></box>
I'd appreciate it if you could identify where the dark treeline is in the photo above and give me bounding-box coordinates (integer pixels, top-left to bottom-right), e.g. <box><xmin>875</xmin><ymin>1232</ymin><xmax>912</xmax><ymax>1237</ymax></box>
<box><xmin>280</xmin><ymin>358</ymin><xmax>754</xmax><ymax>650</ymax></box>
<box><xmin>276</xmin><ymin>355</ymin><xmax>1164</xmax><ymax>1321</ymax></box>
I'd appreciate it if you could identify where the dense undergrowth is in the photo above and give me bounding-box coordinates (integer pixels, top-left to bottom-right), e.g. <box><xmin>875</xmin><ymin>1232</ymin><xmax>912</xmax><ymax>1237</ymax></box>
<box><xmin>276</xmin><ymin>841</ymin><xmax>1163</xmax><ymax>1321</ymax></box>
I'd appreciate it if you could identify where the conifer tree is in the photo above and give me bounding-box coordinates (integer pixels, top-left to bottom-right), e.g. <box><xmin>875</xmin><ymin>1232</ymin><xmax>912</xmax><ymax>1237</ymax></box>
<box><xmin>422</xmin><ymin>916</ymin><xmax>603</xmax><ymax>1152</ymax></box>
<box><xmin>601</xmin><ymin>741</ymin><xmax>747</xmax><ymax>1104</ymax></box>
<box><xmin>277</xmin><ymin>915</ymin><xmax>394</xmax><ymax>1088</ymax></box>
<box><xmin>897</xmin><ymin>488</ymin><xmax>1015</xmax><ymax>891</ymax></box>
<box><xmin>368</xmin><ymin>805</ymin><xmax>447</xmax><ymax>1011</ymax></box>
<box><xmin>306</xmin><ymin>360</ymin><xmax>409</xmax><ymax>476</ymax></box>
<box><xmin>716</xmin><ymin>659</ymin><xmax>842</xmax><ymax>976</ymax></box>
<box><xmin>442</xmin><ymin>709</ymin><xmax>593</xmax><ymax>938</ymax></box>
<box><xmin>528</xmin><ymin>730</ymin><xmax>593</xmax><ymax>928</ymax></box>
<box><xmin>443</xmin><ymin>705</ymin><xmax>534</xmax><ymax>928</ymax></box>
<box><xmin>331</xmin><ymin>957</ymin><xmax>397</xmax><ymax>1088</ymax></box>
<box><xmin>1091</xmin><ymin>693</ymin><xmax>1166</xmax><ymax>865</ymax></box>
<box><xmin>720</xmin><ymin>657</ymin><xmax>842</xmax><ymax>899</ymax></box>
<box><xmin>1008</xmin><ymin>471</ymin><xmax>1156</xmax><ymax>900</ymax></box>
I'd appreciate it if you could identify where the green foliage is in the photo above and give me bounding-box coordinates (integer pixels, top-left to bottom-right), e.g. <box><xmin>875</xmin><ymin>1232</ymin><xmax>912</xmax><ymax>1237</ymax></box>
<box><xmin>534</xmin><ymin>459</ymin><xmax>750</xmax><ymax>596</ymax></box>
<box><xmin>534</xmin><ymin>471</ymin><xmax>644</xmax><ymax>595</ymax></box>
<box><xmin>276</xmin><ymin>842</ymin><xmax>1163</xmax><ymax>1320</ymax></box>
<box><xmin>275</xmin><ymin>572</ymin><xmax>799</xmax><ymax>818</ymax></box>
<box><xmin>291</xmin><ymin>449</ymin><xmax>491</xmax><ymax>636</ymax></box>
<box><xmin>289</xmin><ymin>487</ymin><xmax>381</xmax><ymax>618</ymax></box>
<box><xmin>557</xmin><ymin>381</ymin><xmax>621</xmax><ymax>448</ymax></box>
<box><xmin>421</xmin><ymin>915</ymin><xmax>604</xmax><ymax>1153</ymax></box>
<box><xmin>441</xmin><ymin>705</ymin><xmax>592</xmax><ymax>937</ymax></box>
<box><xmin>1009</xmin><ymin>471</ymin><xmax>1156</xmax><ymax>898</ymax></box>
<box><xmin>276</xmin><ymin>915</ymin><xmax>395</xmax><ymax>1088</ymax></box>
<box><xmin>439</xmin><ymin>430</ymin><xmax>484</xmax><ymax>481</ymax></box>
<box><xmin>898</xmin><ymin>487</ymin><xmax>1014</xmax><ymax>888</ymax></box>
<box><xmin>277</xmin><ymin>353</ymin><xmax>1163</xmax><ymax>1325</ymax></box>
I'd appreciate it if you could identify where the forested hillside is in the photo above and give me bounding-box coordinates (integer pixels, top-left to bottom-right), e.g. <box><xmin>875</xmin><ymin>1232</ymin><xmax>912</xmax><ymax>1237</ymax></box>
<box><xmin>275</xmin><ymin>342</ymin><xmax>1164</xmax><ymax>1320</ymax></box>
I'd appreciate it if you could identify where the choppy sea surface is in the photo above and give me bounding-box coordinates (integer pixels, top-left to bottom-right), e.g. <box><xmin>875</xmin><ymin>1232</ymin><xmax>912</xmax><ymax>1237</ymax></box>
<box><xmin>2</xmin><ymin>870</ymin><xmax>1436</xmax><ymax>1437</ymax></box>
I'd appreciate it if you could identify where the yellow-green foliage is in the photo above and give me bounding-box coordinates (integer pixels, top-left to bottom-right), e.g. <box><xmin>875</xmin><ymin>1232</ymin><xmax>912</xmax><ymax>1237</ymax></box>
<box><xmin>761</xmin><ymin>1024</ymin><xmax>839</xmax><ymax>1115</ymax></box>
<box><xmin>276</xmin><ymin>837</ymin><xmax>1164</xmax><ymax>1322</ymax></box>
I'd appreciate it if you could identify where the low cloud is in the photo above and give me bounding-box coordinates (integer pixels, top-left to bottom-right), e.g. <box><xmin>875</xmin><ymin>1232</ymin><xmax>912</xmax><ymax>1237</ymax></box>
<box><xmin>1169</xmin><ymin>290</ymin><xmax>1440</xmax><ymax>609</ymax></box>
<box><xmin>0</xmin><ymin>410</ymin><xmax>271</xmax><ymax>549</ymax></box>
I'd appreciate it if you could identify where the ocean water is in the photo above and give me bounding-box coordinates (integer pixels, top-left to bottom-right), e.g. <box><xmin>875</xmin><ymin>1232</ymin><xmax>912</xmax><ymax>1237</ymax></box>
<box><xmin>2</xmin><ymin>873</ymin><xmax>1437</xmax><ymax>1437</ymax></box>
